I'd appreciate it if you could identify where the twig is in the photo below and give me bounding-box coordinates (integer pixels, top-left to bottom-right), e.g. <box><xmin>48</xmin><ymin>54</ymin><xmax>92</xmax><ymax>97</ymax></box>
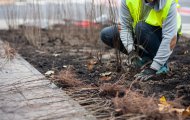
<box><xmin>127</xmin><ymin>115</ymin><xmax>146</xmax><ymax>120</ymax></box>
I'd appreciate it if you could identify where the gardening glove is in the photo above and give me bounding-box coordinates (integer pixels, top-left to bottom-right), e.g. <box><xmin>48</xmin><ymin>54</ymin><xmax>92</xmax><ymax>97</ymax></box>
<box><xmin>134</xmin><ymin>68</ymin><xmax>157</xmax><ymax>82</ymax></box>
<box><xmin>127</xmin><ymin>50</ymin><xmax>142</xmax><ymax>65</ymax></box>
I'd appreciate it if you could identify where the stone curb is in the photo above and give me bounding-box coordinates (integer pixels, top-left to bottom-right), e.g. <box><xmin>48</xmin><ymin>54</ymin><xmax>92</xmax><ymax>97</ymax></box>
<box><xmin>0</xmin><ymin>40</ymin><xmax>96</xmax><ymax>120</ymax></box>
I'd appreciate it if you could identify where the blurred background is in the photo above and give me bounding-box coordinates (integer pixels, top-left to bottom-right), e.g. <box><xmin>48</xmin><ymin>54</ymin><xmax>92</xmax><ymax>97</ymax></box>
<box><xmin>0</xmin><ymin>0</ymin><xmax>189</xmax><ymax>30</ymax></box>
<box><xmin>0</xmin><ymin>0</ymin><xmax>190</xmax><ymax>48</ymax></box>
<box><xmin>0</xmin><ymin>0</ymin><xmax>190</xmax><ymax>31</ymax></box>
<box><xmin>0</xmin><ymin>0</ymin><xmax>120</xmax><ymax>29</ymax></box>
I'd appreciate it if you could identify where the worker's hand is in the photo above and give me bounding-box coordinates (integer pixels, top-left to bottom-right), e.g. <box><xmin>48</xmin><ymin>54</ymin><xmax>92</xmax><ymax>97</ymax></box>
<box><xmin>134</xmin><ymin>68</ymin><xmax>157</xmax><ymax>81</ymax></box>
<box><xmin>127</xmin><ymin>50</ymin><xmax>142</xmax><ymax>65</ymax></box>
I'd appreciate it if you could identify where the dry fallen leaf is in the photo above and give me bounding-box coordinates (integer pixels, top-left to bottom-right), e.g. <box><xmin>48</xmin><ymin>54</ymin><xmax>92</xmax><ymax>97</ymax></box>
<box><xmin>101</xmin><ymin>72</ymin><xmax>112</xmax><ymax>76</ymax></box>
<box><xmin>40</xmin><ymin>52</ymin><xmax>46</xmax><ymax>54</ymax></box>
<box><xmin>53</xmin><ymin>53</ymin><xmax>60</xmax><ymax>57</ymax></box>
<box><xmin>159</xmin><ymin>104</ymin><xmax>185</xmax><ymax>114</ymax></box>
<box><xmin>159</xmin><ymin>96</ymin><xmax>170</xmax><ymax>107</ymax></box>
<box><xmin>158</xmin><ymin>96</ymin><xmax>190</xmax><ymax>118</ymax></box>
<box><xmin>45</xmin><ymin>70</ymin><xmax>54</xmax><ymax>75</ymax></box>
<box><xmin>63</xmin><ymin>65</ymin><xmax>67</xmax><ymax>68</ymax></box>
<box><xmin>184</xmin><ymin>67</ymin><xmax>189</xmax><ymax>72</ymax></box>
<box><xmin>158</xmin><ymin>104</ymin><xmax>170</xmax><ymax>112</ymax></box>
<box><xmin>89</xmin><ymin>60</ymin><xmax>94</xmax><ymax>64</ymax></box>
<box><xmin>182</xmin><ymin>106</ymin><xmax>190</xmax><ymax>118</ymax></box>
<box><xmin>99</xmin><ymin>76</ymin><xmax>111</xmax><ymax>81</ymax></box>
<box><xmin>87</xmin><ymin>65</ymin><xmax>93</xmax><ymax>70</ymax></box>
<box><xmin>50</xmin><ymin>75</ymin><xmax>56</xmax><ymax>78</ymax></box>
<box><xmin>5</xmin><ymin>41</ymin><xmax>9</xmax><ymax>45</ymax></box>
<box><xmin>184</xmin><ymin>51</ymin><xmax>189</xmax><ymax>54</ymax></box>
<box><xmin>89</xmin><ymin>60</ymin><xmax>98</xmax><ymax>65</ymax></box>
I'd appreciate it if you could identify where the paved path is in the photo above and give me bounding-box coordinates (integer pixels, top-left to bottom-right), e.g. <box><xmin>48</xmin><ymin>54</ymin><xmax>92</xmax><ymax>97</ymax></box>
<box><xmin>0</xmin><ymin>40</ymin><xmax>96</xmax><ymax>120</ymax></box>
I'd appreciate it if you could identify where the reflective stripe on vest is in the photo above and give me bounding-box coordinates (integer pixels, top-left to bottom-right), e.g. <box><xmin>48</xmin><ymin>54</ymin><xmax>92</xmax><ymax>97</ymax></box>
<box><xmin>126</xmin><ymin>0</ymin><xmax>182</xmax><ymax>35</ymax></box>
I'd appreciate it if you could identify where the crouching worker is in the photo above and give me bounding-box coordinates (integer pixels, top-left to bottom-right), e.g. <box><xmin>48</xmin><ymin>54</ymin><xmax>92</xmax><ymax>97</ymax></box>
<box><xmin>100</xmin><ymin>0</ymin><xmax>182</xmax><ymax>81</ymax></box>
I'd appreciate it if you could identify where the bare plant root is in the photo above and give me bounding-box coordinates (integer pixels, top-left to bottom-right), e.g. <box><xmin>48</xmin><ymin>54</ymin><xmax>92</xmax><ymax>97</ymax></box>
<box><xmin>3</xmin><ymin>41</ymin><xmax>16</xmax><ymax>57</ymax></box>
<box><xmin>100</xmin><ymin>83</ymin><xmax>127</xmax><ymax>97</ymax></box>
<box><xmin>0</xmin><ymin>41</ymin><xmax>16</xmax><ymax>70</ymax></box>
<box><xmin>114</xmin><ymin>92</ymin><xmax>167</xmax><ymax>120</ymax></box>
<box><xmin>99</xmin><ymin>81</ymin><xmax>184</xmax><ymax>119</ymax></box>
<box><xmin>56</xmin><ymin>66</ymin><xmax>84</xmax><ymax>87</ymax></box>
<box><xmin>56</xmin><ymin>69</ymin><xmax>184</xmax><ymax>120</ymax></box>
<box><xmin>63</xmin><ymin>87</ymin><xmax>183</xmax><ymax>120</ymax></box>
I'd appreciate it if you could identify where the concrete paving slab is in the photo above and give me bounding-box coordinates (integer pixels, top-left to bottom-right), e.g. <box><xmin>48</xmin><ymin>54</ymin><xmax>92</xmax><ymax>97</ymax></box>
<box><xmin>0</xmin><ymin>39</ymin><xmax>96</xmax><ymax>120</ymax></box>
<box><xmin>1</xmin><ymin>62</ymin><xmax>32</xmax><ymax>73</ymax></box>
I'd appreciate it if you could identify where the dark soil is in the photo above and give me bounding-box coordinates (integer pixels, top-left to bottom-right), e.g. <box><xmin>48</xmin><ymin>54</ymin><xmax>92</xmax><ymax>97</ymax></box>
<box><xmin>1</xmin><ymin>27</ymin><xmax>190</xmax><ymax>107</ymax></box>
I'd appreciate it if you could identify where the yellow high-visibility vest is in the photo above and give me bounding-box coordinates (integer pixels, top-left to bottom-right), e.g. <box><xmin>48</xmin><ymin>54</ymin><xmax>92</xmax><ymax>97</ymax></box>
<box><xmin>126</xmin><ymin>0</ymin><xmax>182</xmax><ymax>35</ymax></box>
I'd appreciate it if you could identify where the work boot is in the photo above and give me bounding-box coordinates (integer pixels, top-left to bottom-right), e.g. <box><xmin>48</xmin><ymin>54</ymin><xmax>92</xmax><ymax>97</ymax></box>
<box><xmin>156</xmin><ymin>65</ymin><xmax>169</xmax><ymax>75</ymax></box>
